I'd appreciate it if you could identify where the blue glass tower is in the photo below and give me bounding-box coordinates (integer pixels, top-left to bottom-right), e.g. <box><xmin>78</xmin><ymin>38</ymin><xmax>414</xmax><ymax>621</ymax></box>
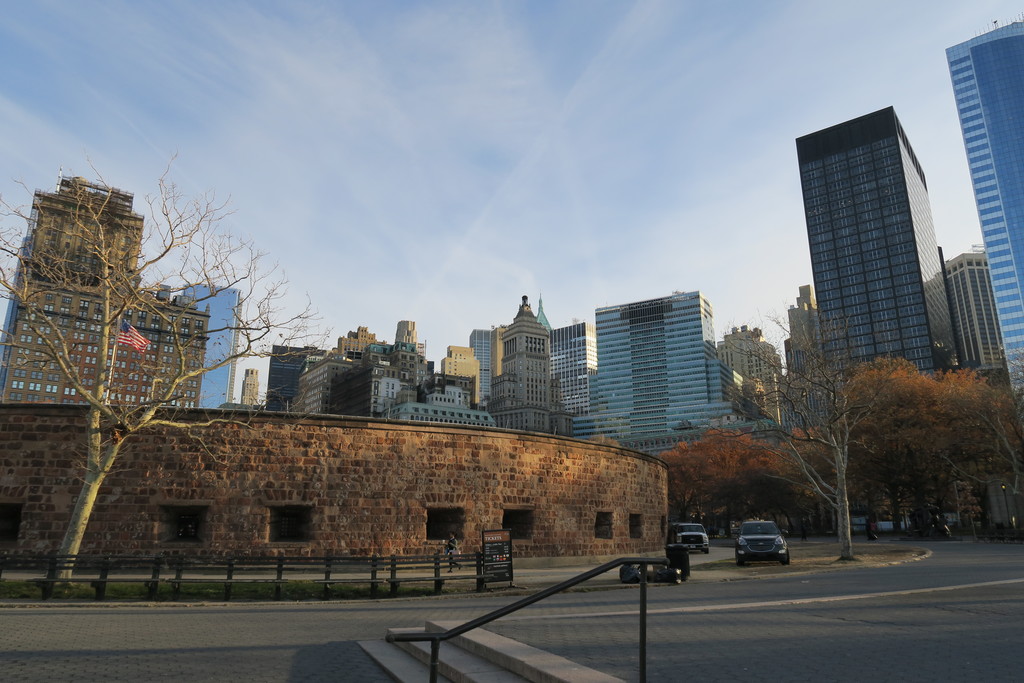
<box><xmin>948</xmin><ymin>22</ymin><xmax>1024</xmax><ymax>356</ymax></box>
<box><xmin>189</xmin><ymin>285</ymin><xmax>240</xmax><ymax>408</ymax></box>
<box><xmin>586</xmin><ymin>291</ymin><xmax>734</xmax><ymax>453</ymax></box>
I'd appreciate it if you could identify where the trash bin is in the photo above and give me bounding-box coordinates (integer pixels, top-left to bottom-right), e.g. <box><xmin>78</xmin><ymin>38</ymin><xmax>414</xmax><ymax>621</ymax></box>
<box><xmin>665</xmin><ymin>544</ymin><xmax>691</xmax><ymax>580</ymax></box>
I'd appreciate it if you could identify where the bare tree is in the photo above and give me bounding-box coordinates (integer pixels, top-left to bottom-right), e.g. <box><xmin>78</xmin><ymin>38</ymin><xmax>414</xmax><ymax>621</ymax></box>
<box><xmin>0</xmin><ymin>170</ymin><xmax>317</xmax><ymax>557</ymax></box>
<box><xmin>749</xmin><ymin>317</ymin><xmax>899</xmax><ymax>560</ymax></box>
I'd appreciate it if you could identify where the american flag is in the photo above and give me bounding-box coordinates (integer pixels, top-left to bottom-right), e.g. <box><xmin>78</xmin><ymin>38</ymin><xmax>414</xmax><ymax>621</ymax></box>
<box><xmin>116</xmin><ymin>319</ymin><xmax>150</xmax><ymax>351</ymax></box>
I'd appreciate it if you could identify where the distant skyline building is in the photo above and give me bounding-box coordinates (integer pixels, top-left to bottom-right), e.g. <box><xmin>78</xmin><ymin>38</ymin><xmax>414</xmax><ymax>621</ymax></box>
<box><xmin>944</xmin><ymin>248</ymin><xmax>1005</xmax><ymax>370</ymax></box>
<box><xmin>717</xmin><ymin>325</ymin><xmax>781</xmax><ymax>421</ymax></box>
<box><xmin>468</xmin><ymin>329</ymin><xmax>495</xmax><ymax>407</ymax></box>
<box><xmin>440</xmin><ymin>345</ymin><xmax>480</xmax><ymax>406</ymax></box>
<box><xmin>549</xmin><ymin>321</ymin><xmax>597</xmax><ymax>416</ymax></box>
<box><xmin>240</xmin><ymin>368</ymin><xmax>260</xmax><ymax>406</ymax></box>
<box><xmin>189</xmin><ymin>285</ymin><xmax>240</xmax><ymax>408</ymax></box>
<box><xmin>535</xmin><ymin>295</ymin><xmax>552</xmax><ymax>332</ymax></box>
<box><xmin>266</xmin><ymin>345</ymin><xmax>323</xmax><ymax>412</ymax></box>
<box><xmin>335</xmin><ymin>326</ymin><xmax>381</xmax><ymax>357</ymax></box>
<box><xmin>586</xmin><ymin>290</ymin><xmax>735</xmax><ymax>453</ymax></box>
<box><xmin>947</xmin><ymin>22</ymin><xmax>1024</xmax><ymax>357</ymax></box>
<box><xmin>489</xmin><ymin>296</ymin><xmax>570</xmax><ymax>435</ymax></box>
<box><xmin>785</xmin><ymin>284</ymin><xmax>820</xmax><ymax>372</ymax></box>
<box><xmin>796</xmin><ymin>106</ymin><xmax>957</xmax><ymax>371</ymax></box>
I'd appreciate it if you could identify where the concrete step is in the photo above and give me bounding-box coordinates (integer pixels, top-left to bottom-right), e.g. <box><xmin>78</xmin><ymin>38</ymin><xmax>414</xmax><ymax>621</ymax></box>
<box><xmin>364</xmin><ymin>627</ymin><xmax>524</xmax><ymax>682</ymax></box>
<box><xmin>424</xmin><ymin>621</ymin><xmax>621</xmax><ymax>683</ymax></box>
<box><xmin>364</xmin><ymin>622</ymin><xmax>622</xmax><ymax>683</ymax></box>
<box><xmin>359</xmin><ymin>638</ymin><xmax>455</xmax><ymax>683</ymax></box>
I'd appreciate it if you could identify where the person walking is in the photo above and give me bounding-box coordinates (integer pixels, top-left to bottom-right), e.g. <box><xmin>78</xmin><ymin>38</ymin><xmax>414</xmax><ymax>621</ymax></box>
<box><xmin>445</xmin><ymin>532</ymin><xmax>462</xmax><ymax>572</ymax></box>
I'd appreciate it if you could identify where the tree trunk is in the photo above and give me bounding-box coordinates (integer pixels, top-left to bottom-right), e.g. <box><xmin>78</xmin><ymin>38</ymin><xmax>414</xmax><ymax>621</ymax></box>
<box><xmin>56</xmin><ymin>410</ymin><xmax>117</xmax><ymax>574</ymax></box>
<box><xmin>57</xmin><ymin>468</ymin><xmax>106</xmax><ymax>557</ymax></box>
<box><xmin>835</xmin><ymin>461</ymin><xmax>854</xmax><ymax>560</ymax></box>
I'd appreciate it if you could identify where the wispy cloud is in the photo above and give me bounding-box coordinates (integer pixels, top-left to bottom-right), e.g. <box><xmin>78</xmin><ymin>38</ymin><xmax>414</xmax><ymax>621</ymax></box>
<box><xmin>0</xmin><ymin>0</ymin><xmax>1016</xmax><ymax>360</ymax></box>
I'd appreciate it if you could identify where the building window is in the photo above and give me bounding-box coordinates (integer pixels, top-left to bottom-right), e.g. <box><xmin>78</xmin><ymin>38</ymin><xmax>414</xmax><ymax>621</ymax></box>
<box><xmin>161</xmin><ymin>505</ymin><xmax>207</xmax><ymax>542</ymax></box>
<box><xmin>629</xmin><ymin>514</ymin><xmax>643</xmax><ymax>539</ymax></box>
<box><xmin>426</xmin><ymin>507</ymin><xmax>465</xmax><ymax>541</ymax></box>
<box><xmin>269</xmin><ymin>506</ymin><xmax>312</xmax><ymax>542</ymax></box>
<box><xmin>594</xmin><ymin>511</ymin><xmax>613</xmax><ymax>539</ymax></box>
<box><xmin>502</xmin><ymin>509</ymin><xmax>534</xmax><ymax>540</ymax></box>
<box><xmin>0</xmin><ymin>504</ymin><xmax>23</xmax><ymax>542</ymax></box>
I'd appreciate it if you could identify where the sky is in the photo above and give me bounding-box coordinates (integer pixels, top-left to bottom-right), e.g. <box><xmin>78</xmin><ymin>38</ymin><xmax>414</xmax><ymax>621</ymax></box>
<box><xmin>2</xmin><ymin>0</ymin><xmax>1023</xmax><ymax>390</ymax></box>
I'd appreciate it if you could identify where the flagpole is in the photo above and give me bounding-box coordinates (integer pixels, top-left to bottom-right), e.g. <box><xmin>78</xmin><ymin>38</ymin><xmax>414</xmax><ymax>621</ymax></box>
<box><xmin>103</xmin><ymin>322</ymin><xmax>118</xmax><ymax>405</ymax></box>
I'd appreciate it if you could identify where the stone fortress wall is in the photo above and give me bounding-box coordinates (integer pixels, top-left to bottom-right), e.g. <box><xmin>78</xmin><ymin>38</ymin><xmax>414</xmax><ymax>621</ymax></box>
<box><xmin>0</xmin><ymin>406</ymin><xmax>667</xmax><ymax>558</ymax></box>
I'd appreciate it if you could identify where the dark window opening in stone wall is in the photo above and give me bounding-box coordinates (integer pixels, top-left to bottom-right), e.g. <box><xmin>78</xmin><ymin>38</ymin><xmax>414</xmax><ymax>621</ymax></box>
<box><xmin>502</xmin><ymin>509</ymin><xmax>534</xmax><ymax>539</ymax></box>
<box><xmin>660</xmin><ymin>516</ymin><xmax>667</xmax><ymax>538</ymax></box>
<box><xmin>0</xmin><ymin>503</ymin><xmax>23</xmax><ymax>542</ymax></box>
<box><xmin>270</xmin><ymin>506</ymin><xmax>312</xmax><ymax>542</ymax></box>
<box><xmin>594</xmin><ymin>511</ymin><xmax>613</xmax><ymax>539</ymax></box>
<box><xmin>160</xmin><ymin>505</ymin><xmax>207</xmax><ymax>543</ymax></box>
<box><xmin>426</xmin><ymin>508</ymin><xmax>465</xmax><ymax>541</ymax></box>
<box><xmin>629</xmin><ymin>513</ymin><xmax>643</xmax><ymax>539</ymax></box>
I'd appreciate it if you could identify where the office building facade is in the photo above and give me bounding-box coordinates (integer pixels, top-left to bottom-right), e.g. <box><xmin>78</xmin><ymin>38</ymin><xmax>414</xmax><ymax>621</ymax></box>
<box><xmin>549</xmin><ymin>321</ymin><xmax>597</xmax><ymax>416</ymax></box>
<box><xmin>0</xmin><ymin>176</ymin><xmax>208</xmax><ymax>407</ymax></box>
<box><xmin>947</xmin><ymin>22</ymin><xmax>1024</xmax><ymax>357</ymax></box>
<box><xmin>785</xmin><ymin>284</ymin><xmax>820</xmax><ymax>372</ymax></box>
<box><xmin>240</xmin><ymin>368</ymin><xmax>260</xmax><ymax>406</ymax></box>
<box><xmin>440</xmin><ymin>346</ymin><xmax>480</xmax><ymax>406</ymax></box>
<box><xmin>188</xmin><ymin>285</ymin><xmax>240</xmax><ymax>408</ymax></box>
<box><xmin>945</xmin><ymin>249</ymin><xmax>1005</xmax><ymax>370</ymax></box>
<box><xmin>489</xmin><ymin>296</ymin><xmax>570</xmax><ymax>435</ymax></box>
<box><xmin>796</xmin><ymin>107</ymin><xmax>956</xmax><ymax>371</ymax></box>
<box><xmin>587</xmin><ymin>291</ymin><xmax>734</xmax><ymax>453</ymax></box>
<box><xmin>266</xmin><ymin>345</ymin><xmax>323</xmax><ymax>412</ymax></box>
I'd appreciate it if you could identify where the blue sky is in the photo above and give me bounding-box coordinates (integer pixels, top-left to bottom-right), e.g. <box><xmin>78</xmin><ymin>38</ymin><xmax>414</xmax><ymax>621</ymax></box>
<box><xmin>2</xmin><ymin>1</ymin><xmax>1022</xmax><ymax>384</ymax></box>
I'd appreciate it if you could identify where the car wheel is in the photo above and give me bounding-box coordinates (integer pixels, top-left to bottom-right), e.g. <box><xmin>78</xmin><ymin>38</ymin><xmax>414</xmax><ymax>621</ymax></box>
<box><xmin>736</xmin><ymin>558</ymin><xmax>745</xmax><ymax>566</ymax></box>
<box><xmin>780</xmin><ymin>557</ymin><xmax>790</xmax><ymax>566</ymax></box>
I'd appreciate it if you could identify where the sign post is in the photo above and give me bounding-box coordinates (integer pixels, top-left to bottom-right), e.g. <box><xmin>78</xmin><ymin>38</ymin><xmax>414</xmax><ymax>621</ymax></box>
<box><xmin>481</xmin><ymin>528</ymin><xmax>513</xmax><ymax>585</ymax></box>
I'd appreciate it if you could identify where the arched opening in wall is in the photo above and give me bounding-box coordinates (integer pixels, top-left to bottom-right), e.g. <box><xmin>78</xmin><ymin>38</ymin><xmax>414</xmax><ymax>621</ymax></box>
<box><xmin>594</xmin><ymin>511</ymin><xmax>613</xmax><ymax>539</ymax></box>
<box><xmin>629</xmin><ymin>514</ymin><xmax>644</xmax><ymax>538</ymax></box>
<box><xmin>269</xmin><ymin>505</ymin><xmax>312</xmax><ymax>542</ymax></box>
<box><xmin>160</xmin><ymin>505</ymin><xmax>208</xmax><ymax>543</ymax></box>
<box><xmin>0</xmin><ymin>503</ymin><xmax>23</xmax><ymax>542</ymax></box>
<box><xmin>426</xmin><ymin>508</ymin><xmax>464</xmax><ymax>541</ymax></box>
<box><xmin>502</xmin><ymin>509</ymin><xmax>534</xmax><ymax>539</ymax></box>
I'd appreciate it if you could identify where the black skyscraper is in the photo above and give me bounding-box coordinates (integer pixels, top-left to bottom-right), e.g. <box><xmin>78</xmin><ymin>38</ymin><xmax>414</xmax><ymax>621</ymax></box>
<box><xmin>796</xmin><ymin>107</ymin><xmax>956</xmax><ymax>371</ymax></box>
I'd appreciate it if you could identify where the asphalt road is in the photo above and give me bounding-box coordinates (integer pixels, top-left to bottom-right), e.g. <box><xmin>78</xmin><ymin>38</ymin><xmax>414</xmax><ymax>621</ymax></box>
<box><xmin>1</xmin><ymin>540</ymin><xmax>1021</xmax><ymax>682</ymax></box>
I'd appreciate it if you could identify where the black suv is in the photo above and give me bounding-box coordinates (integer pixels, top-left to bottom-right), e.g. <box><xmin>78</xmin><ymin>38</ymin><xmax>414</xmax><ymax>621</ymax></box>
<box><xmin>734</xmin><ymin>520</ymin><xmax>789</xmax><ymax>566</ymax></box>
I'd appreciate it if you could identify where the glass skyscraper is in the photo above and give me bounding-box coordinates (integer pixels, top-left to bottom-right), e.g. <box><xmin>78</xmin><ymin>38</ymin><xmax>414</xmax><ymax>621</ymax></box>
<box><xmin>947</xmin><ymin>22</ymin><xmax>1024</xmax><ymax>356</ymax></box>
<box><xmin>549</xmin><ymin>321</ymin><xmax>597</xmax><ymax>417</ymax></box>
<box><xmin>189</xmin><ymin>285</ymin><xmax>241</xmax><ymax>408</ymax></box>
<box><xmin>586</xmin><ymin>291</ymin><xmax>734</xmax><ymax>453</ymax></box>
<box><xmin>796</xmin><ymin>107</ymin><xmax>956</xmax><ymax>371</ymax></box>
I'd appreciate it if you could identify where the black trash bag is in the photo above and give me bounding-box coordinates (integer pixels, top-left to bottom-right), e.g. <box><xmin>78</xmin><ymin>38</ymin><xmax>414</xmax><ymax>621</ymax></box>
<box><xmin>619</xmin><ymin>564</ymin><xmax>641</xmax><ymax>584</ymax></box>
<box><xmin>655</xmin><ymin>567</ymin><xmax>683</xmax><ymax>584</ymax></box>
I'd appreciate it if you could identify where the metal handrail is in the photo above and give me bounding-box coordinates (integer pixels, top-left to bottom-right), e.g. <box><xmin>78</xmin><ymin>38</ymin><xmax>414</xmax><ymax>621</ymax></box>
<box><xmin>386</xmin><ymin>556</ymin><xmax>669</xmax><ymax>683</ymax></box>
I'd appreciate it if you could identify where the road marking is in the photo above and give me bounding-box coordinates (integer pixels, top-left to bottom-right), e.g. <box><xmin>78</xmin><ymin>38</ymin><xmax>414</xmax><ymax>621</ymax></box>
<box><xmin>497</xmin><ymin>577</ymin><xmax>1024</xmax><ymax>622</ymax></box>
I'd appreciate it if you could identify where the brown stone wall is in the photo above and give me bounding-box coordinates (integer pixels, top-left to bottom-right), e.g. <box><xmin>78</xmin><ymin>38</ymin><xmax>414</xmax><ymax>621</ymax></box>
<box><xmin>0</xmin><ymin>406</ymin><xmax>667</xmax><ymax>558</ymax></box>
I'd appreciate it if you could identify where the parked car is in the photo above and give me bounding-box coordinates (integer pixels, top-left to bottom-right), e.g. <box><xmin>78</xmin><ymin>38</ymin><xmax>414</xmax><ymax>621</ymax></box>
<box><xmin>734</xmin><ymin>520</ymin><xmax>789</xmax><ymax>566</ymax></box>
<box><xmin>670</xmin><ymin>522</ymin><xmax>710</xmax><ymax>554</ymax></box>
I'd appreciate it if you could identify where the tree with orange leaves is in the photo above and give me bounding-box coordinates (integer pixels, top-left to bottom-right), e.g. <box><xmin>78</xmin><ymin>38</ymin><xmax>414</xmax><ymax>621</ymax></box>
<box><xmin>662</xmin><ymin>429</ymin><xmax>804</xmax><ymax>533</ymax></box>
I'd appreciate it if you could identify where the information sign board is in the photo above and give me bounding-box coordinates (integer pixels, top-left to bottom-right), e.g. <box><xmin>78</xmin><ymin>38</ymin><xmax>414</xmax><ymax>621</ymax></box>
<box><xmin>481</xmin><ymin>528</ymin><xmax>513</xmax><ymax>583</ymax></box>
